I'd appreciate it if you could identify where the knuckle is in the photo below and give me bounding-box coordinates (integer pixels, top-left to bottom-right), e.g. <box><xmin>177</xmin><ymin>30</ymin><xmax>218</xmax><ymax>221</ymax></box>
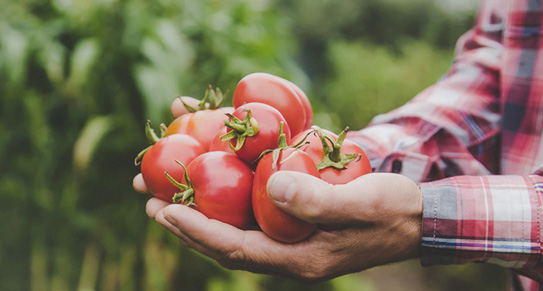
<box><xmin>218</xmin><ymin>249</ymin><xmax>247</xmax><ymax>271</ymax></box>
<box><xmin>292</xmin><ymin>254</ymin><xmax>332</xmax><ymax>283</ymax></box>
<box><xmin>296</xmin><ymin>264</ymin><xmax>328</xmax><ymax>283</ymax></box>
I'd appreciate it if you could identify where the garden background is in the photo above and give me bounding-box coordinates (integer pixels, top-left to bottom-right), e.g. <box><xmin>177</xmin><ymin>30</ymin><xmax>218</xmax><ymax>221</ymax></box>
<box><xmin>0</xmin><ymin>0</ymin><xmax>507</xmax><ymax>290</ymax></box>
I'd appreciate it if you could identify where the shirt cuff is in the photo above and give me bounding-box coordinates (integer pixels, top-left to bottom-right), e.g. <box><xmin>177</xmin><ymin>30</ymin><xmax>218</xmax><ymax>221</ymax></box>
<box><xmin>420</xmin><ymin>175</ymin><xmax>543</xmax><ymax>269</ymax></box>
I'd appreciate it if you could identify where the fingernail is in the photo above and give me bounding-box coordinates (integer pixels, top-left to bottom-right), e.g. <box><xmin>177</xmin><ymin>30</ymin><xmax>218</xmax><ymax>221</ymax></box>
<box><xmin>268</xmin><ymin>173</ymin><xmax>296</xmax><ymax>203</ymax></box>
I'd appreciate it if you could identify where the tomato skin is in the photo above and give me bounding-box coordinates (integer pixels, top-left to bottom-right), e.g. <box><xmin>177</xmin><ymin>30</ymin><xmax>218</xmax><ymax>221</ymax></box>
<box><xmin>233</xmin><ymin>73</ymin><xmax>312</xmax><ymax>136</ymax></box>
<box><xmin>141</xmin><ymin>134</ymin><xmax>205</xmax><ymax>202</ymax></box>
<box><xmin>283</xmin><ymin>78</ymin><xmax>313</xmax><ymax>130</ymax></box>
<box><xmin>252</xmin><ymin>148</ymin><xmax>319</xmax><ymax>243</ymax></box>
<box><xmin>184</xmin><ymin>151</ymin><xmax>255</xmax><ymax>229</ymax></box>
<box><xmin>208</xmin><ymin>127</ymin><xmax>235</xmax><ymax>154</ymax></box>
<box><xmin>291</xmin><ymin>130</ymin><xmax>372</xmax><ymax>185</ymax></box>
<box><xmin>318</xmin><ymin>140</ymin><xmax>371</xmax><ymax>184</ymax></box>
<box><xmin>166</xmin><ymin>107</ymin><xmax>233</xmax><ymax>151</ymax></box>
<box><xmin>227</xmin><ymin>102</ymin><xmax>291</xmax><ymax>164</ymax></box>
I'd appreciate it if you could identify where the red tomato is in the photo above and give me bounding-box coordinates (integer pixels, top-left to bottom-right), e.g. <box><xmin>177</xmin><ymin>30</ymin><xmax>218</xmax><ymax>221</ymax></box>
<box><xmin>252</xmin><ymin>148</ymin><xmax>319</xmax><ymax>243</ymax></box>
<box><xmin>169</xmin><ymin>151</ymin><xmax>255</xmax><ymax>229</ymax></box>
<box><xmin>283</xmin><ymin>78</ymin><xmax>313</xmax><ymax>130</ymax></box>
<box><xmin>223</xmin><ymin>102</ymin><xmax>291</xmax><ymax>164</ymax></box>
<box><xmin>291</xmin><ymin>127</ymin><xmax>372</xmax><ymax>185</ymax></box>
<box><xmin>233</xmin><ymin>73</ymin><xmax>312</xmax><ymax>136</ymax></box>
<box><xmin>166</xmin><ymin>106</ymin><xmax>233</xmax><ymax>151</ymax></box>
<box><xmin>208</xmin><ymin>127</ymin><xmax>235</xmax><ymax>154</ymax></box>
<box><xmin>291</xmin><ymin>128</ymin><xmax>338</xmax><ymax>161</ymax></box>
<box><xmin>140</xmin><ymin>134</ymin><xmax>205</xmax><ymax>201</ymax></box>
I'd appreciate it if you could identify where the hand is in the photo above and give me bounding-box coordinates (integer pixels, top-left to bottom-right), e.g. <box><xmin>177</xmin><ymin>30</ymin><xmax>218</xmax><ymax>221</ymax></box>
<box><xmin>144</xmin><ymin>171</ymin><xmax>423</xmax><ymax>282</ymax></box>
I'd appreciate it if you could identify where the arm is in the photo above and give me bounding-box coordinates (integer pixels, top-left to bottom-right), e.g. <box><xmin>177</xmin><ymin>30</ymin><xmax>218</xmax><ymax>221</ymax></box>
<box><xmin>347</xmin><ymin>0</ymin><xmax>503</xmax><ymax>182</ymax></box>
<box><xmin>349</xmin><ymin>0</ymin><xmax>543</xmax><ymax>281</ymax></box>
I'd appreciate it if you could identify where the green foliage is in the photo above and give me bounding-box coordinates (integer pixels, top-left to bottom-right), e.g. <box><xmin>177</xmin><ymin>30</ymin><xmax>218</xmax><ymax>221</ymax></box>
<box><xmin>317</xmin><ymin>40</ymin><xmax>454</xmax><ymax>132</ymax></box>
<box><xmin>0</xmin><ymin>0</ymin><xmax>504</xmax><ymax>290</ymax></box>
<box><xmin>0</xmin><ymin>0</ymin><xmax>305</xmax><ymax>290</ymax></box>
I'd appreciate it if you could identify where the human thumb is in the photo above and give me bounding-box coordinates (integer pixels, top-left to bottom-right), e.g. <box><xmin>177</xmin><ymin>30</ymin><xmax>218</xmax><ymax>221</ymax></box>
<box><xmin>266</xmin><ymin>171</ymin><xmax>336</xmax><ymax>224</ymax></box>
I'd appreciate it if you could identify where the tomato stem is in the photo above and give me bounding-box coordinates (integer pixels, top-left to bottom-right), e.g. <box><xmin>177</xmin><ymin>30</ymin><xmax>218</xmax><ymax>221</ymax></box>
<box><xmin>145</xmin><ymin>120</ymin><xmax>161</xmax><ymax>144</ymax></box>
<box><xmin>277</xmin><ymin>121</ymin><xmax>287</xmax><ymax>148</ymax></box>
<box><xmin>221</xmin><ymin>110</ymin><xmax>259</xmax><ymax>151</ymax></box>
<box><xmin>134</xmin><ymin>145</ymin><xmax>151</xmax><ymax>166</ymax></box>
<box><xmin>312</xmin><ymin>126</ymin><xmax>361</xmax><ymax>170</ymax></box>
<box><xmin>181</xmin><ymin>85</ymin><xmax>229</xmax><ymax>113</ymax></box>
<box><xmin>255</xmin><ymin>121</ymin><xmax>305</xmax><ymax>167</ymax></box>
<box><xmin>135</xmin><ymin>121</ymin><xmax>162</xmax><ymax>165</ymax></box>
<box><xmin>159</xmin><ymin>123</ymin><xmax>168</xmax><ymax>138</ymax></box>
<box><xmin>271</xmin><ymin>122</ymin><xmax>288</xmax><ymax>170</ymax></box>
<box><xmin>166</xmin><ymin>161</ymin><xmax>197</xmax><ymax>206</ymax></box>
<box><xmin>179</xmin><ymin>96</ymin><xmax>199</xmax><ymax>113</ymax></box>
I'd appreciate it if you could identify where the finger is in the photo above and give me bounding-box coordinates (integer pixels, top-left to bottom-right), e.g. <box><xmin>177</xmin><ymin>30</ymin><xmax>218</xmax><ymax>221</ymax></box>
<box><xmin>160</xmin><ymin>204</ymin><xmax>304</xmax><ymax>273</ymax></box>
<box><xmin>171</xmin><ymin>96</ymin><xmax>200</xmax><ymax>118</ymax></box>
<box><xmin>161</xmin><ymin>204</ymin><xmax>250</xmax><ymax>258</ymax></box>
<box><xmin>133</xmin><ymin>173</ymin><xmax>148</xmax><ymax>193</ymax></box>
<box><xmin>266</xmin><ymin>171</ymin><xmax>415</xmax><ymax>225</ymax></box>
<box><xmin>146</xmin><ymin>198</ymin><xmax>170</xmax><ymax>218</ymax></box>
<box><xmin>155</xmin><ymin>209</ymin><xmax>194</xmax><ymax>247</ymax></box>
<box><xmin>155</xmin><ymin>208</ymin><xmax>235</xmax><ymax>259</ymax></box>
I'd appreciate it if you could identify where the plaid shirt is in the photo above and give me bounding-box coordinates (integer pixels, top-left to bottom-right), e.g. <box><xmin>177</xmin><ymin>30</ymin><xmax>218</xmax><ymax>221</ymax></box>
<box><xmin>347</xmin><ymin>0</ymin><xmax>543</xmax><ymax>289</ymax></box>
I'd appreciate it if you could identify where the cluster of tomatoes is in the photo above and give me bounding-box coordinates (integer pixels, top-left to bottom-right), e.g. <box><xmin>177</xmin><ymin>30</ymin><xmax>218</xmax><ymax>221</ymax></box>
<box><xmin>135</xmin><ymin>72</ymin><xmax>372</xmax><ymax>243</ymax></box>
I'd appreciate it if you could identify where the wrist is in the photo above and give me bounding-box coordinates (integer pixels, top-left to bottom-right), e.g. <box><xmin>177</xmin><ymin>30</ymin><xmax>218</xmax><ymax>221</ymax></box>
<box><xmin>367</xmin><ymin>173</ymin><xmax>423</xmax><ymax>263</ymax></box>
<box><xmin>405</xmin><ymin>184</ymin><xmax>423</xmax><ymax>259</ymax></box>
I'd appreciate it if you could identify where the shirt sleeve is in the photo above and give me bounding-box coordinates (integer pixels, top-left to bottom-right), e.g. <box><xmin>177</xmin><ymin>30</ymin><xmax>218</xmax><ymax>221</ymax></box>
<box><xmin>346</xmin><ymin>0</ymin><xmax>543</xmax><ymax>280</ymax></box>
<box><xmin>347</xmin><ymin>0</ymin><xmax>503</xmax><ymax>183</ymax></box>
<box><xmin>420</xmin><ymin>175</ymin><xmax>543</xmax><ymax>282</ymax></box>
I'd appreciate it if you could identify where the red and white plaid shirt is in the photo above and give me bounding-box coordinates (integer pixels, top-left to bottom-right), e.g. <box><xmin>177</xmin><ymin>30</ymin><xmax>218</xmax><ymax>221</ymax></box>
<box><xmin>347</xmin><ymin>0</ymin><xmax>543</xmax><ymax>289</ymax></box>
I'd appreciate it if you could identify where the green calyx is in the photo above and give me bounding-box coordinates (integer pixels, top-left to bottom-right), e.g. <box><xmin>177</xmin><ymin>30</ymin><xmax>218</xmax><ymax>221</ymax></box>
<box><xmin>134</xmin><ymin>120</ymin><xmax>167</xmax><ymax>166</ymax></box>
<box><xmin>181</xmin><ymin>84</ymin><xmax>228</xmax><ymax>112</ymax></box>
<box><xmin>220</xmin><ymin>110</ymin><xmax>260</xmax><ymax>151</ymax></box>
<box><xmin>256</xmin><ymin>122</ymin><xmax>298</xmax><ymax>170</ymax></box>
<box><xmin>312</xmin><ymin>125</ymin><xmax>361</xmax><ymax>170</ymax></box>
<box><xmin>165</xmin><ymin>160</ymin><xmax>196</xmax><ymax>206</ymax></box>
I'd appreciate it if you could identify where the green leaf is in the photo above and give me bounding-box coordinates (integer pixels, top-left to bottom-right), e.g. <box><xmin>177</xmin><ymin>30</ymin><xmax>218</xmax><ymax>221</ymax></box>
<box><xmin>0</xmin><ymin>24</ymin><xmax>29</xmax><ymax>88</ymax></box>
<box><xmin>68</xmin><ymin>38</ymin><xmax>100</xmax><ymax>88</ymax></box>
<box><xmin>73</xmin><ymin>115</ymin><xmax>115</xmax><ymax>172</ymax></box>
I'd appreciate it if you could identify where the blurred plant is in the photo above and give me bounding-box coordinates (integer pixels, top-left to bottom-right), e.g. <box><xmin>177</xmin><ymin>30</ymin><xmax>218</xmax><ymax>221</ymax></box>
<box><xmin>318</xmin><ymin>40</ymin><xmax>454</xmax><ymax>131</ymax></box>
<box><xmin>0</xmin><ymin>0</ymin><xmax>309</xmax><ymax>290</ymax></box>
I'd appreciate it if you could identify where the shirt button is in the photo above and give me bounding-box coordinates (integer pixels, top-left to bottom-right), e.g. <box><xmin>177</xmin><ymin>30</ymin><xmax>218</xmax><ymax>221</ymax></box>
<box><xmin>391</xmin><ymin>159</ymin><xmax>402</xmax><ymax>173</ymax></box>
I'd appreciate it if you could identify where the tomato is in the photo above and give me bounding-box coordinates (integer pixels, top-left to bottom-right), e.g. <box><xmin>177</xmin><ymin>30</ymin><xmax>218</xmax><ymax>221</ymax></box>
<box><xmin>290</xmin><ymin>128</ymin><xmax>338</xmax><ymax>161</ymax></box>
<box><xmin>252</xmin><ymin>147</ymin><xmax>320</xmax><ymax>243</ymax></box>
<box><xmin>166</xmin><ymin>106</ymin><xmax>233</xmax><ymax>151</ymax></box>
<box><xmin>139</xmin><ymin>134</ymin><xmax>205</xmax><ymax>202</ymax></box>
<box><xmin>168</xmin><ymin>151</ymin><xmax>255</xmax><ymax>229</ymax></box>
<box><xmin>208</xmin><ymin>127</ymin><xmax>235</xmax><ymax>154</ymax></box>
<box><xmin>291</xmin><ymin>126</ymin><xmax>372</xmax><ymax>185</ymax></box>
<box><xmin>166</xmin><ymin>85</ymin><xmax>233</xmax><ymax>151</ymax></box>
<box><xmin>233</xmin><ymin>72</ymin><xmax>312</xmax><ymax>136</ymax></box>
<box><xmin>222</xmin><ymin>102</ymin><xmax>291</xmax><ymax>165</ymax></box>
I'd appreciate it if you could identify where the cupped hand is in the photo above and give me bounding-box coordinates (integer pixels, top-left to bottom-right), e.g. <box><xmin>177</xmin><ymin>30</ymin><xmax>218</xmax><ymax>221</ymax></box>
<box><xmin>146</xmin><ymin>171</ymin><xmax>422</xmax><ymax>282</ymax></box>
